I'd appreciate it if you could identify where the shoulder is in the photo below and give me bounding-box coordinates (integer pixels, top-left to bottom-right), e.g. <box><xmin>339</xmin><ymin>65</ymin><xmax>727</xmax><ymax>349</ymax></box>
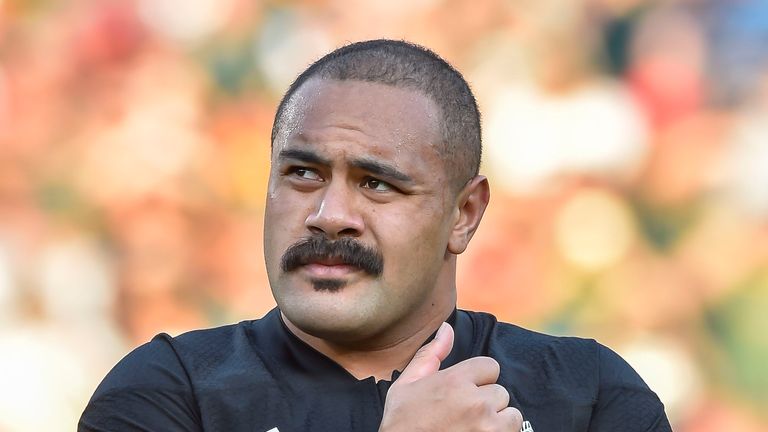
<box><xmin>79</xmin><ymin>319</ymin><xmax>266</xmax><ymax>431</ymax></box>
<box><xmin>494</xmin><ymin>318</ymin><xmax>602</xmax><ymax>368</ymax></box>
<box><xmin>79</xmin><ymin>333</ymin><xmax>201</xmax><ymax>431</ymax></box>
<box><xmin>160</xmin><ymin>317</ymin><xmax>278</xmax><ymax>386</ymax></box>
<box><xmin>168</xmin><ymin>321</ymin><xmax>252</xmax><ymax>364</ymax></box>
<box><xmin>471</xmin><ymin>311</ymin><xmax>602</xmax><ymax>393</ymax></box>
<box><xmin>465</xmin><ymin>311</ymin><xmax>671</xmax><ymax>431</ymax></box>
<box><xmin>86</xmin><ymin>320</ymin><xmax>256</xmax><ymax>400</ymax></box>
<box><xmin>463</xmin><ymin>310</ymin><xmax>655</xmax><ymax>398</ymax></box>
<box><xmin>463</xmin><ymin>309</ymin><xmax>601</xmax><ymax>365</ymax></box>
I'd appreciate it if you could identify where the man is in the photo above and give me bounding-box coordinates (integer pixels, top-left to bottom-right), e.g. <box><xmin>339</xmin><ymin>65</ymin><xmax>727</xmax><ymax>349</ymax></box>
<box><xmin>80</xmin><ymin>40</ymin><xmax>672</xmax><ymax>431</ymax></box>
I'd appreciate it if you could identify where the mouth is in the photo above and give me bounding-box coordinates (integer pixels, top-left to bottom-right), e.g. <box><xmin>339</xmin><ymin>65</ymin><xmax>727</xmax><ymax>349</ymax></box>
<box><xmin>300</xmin><ymin>259</ymin><xmax>362</xmax><ymax>278</ymax></box>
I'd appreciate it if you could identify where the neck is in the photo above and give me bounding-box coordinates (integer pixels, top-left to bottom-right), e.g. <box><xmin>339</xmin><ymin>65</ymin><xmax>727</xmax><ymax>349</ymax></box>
<box><xmin>282</xmin><ymin>303</ymin><xmax>454</xmax><ymax>381</ymax></box>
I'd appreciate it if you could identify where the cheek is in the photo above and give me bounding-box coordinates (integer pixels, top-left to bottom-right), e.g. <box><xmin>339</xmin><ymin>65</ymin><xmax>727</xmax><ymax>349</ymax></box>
<box><xmin>266</xmin><ymin>186</ymin><xmax>316</xmax><ymax>225</ymax></box>
<box><xmin>264</xmin><ymin>192</ymin><xmax>314</xmax><ymax>258</ymax></box>
<box><xmin>376</xmin><ymin>206</ymin><xmax>450</xmax><ymax>269</ymax></box>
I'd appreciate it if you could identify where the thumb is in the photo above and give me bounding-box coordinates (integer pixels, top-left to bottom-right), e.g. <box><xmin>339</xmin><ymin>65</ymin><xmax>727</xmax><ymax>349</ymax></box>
<box><xmin>397</xmin><ymin>322</ymin><xmax>454</xmax><ymax>384</ymax></box>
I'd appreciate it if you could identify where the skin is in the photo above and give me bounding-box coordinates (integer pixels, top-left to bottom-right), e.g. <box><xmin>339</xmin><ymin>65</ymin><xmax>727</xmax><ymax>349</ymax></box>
<box><xmin>264</xmin><ymin>78</ymin><xmax>521</xmax><ymax>430</ymax></box>
<box><xmin>381</xmin><ymin>323</ymin><xmax>524</xmax><ymax>431</ymax></box>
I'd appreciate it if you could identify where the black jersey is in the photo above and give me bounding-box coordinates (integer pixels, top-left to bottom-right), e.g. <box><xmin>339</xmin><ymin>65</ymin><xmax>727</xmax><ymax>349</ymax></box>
<box><xmin>79</xmin><ymin>308</ymin><xmax>672</xmax><ymax>431</ymax></box>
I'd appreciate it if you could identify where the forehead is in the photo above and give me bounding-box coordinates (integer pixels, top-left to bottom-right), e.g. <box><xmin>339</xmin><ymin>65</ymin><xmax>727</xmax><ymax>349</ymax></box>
<box><xmin>277</xmin><ymin>78</ymin><xmax>442</xmax><ymax>161</ymax></box>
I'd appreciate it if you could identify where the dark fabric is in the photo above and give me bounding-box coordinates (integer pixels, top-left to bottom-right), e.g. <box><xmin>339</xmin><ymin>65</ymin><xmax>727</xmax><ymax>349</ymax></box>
<box><xmin>79</xmin><ymin>309</ymin><xmax>672</xmax><ymax>432</ymax></box>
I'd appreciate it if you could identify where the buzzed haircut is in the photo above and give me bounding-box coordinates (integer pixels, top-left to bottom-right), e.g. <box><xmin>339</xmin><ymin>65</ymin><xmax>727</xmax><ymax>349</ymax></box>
<box><xmin>270</xmin><ymin>39</ymin><xmax>482</xmax><ymax>190</ymax></box>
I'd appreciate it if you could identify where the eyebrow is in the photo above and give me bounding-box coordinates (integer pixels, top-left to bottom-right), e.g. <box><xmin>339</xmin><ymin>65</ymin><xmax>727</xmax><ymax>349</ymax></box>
<box><xmin>351</xmin><ymin>157</ymin><xmax>413</xmax><ymax>183</ymax></box>
<box><xmin>278</xmin><ymin>148</ymin><xmax>414</xmax><ymax>184</ymax></box>
<box><xmin>277</xmin><ymin>149</ymin><xmax>331</xmax><ymax>166</ymax></box>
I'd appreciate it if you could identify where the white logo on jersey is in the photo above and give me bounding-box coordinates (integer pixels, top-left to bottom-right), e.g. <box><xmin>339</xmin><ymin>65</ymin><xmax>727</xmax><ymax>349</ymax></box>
<box><xmin>521</xmin><ymin>420</ymin><xmax>534</xmax><ymax>432</ymax></box>
<box><xmin>266</xmin><ymin>428</ymin><xmax>280</xmax><ymax>432</ymax></box>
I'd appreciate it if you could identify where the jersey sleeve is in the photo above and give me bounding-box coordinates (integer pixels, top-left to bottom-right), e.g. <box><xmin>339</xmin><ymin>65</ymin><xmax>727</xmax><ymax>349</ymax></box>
<box><xmin>588</xmin><ymin>343</ymin><xmax>673</xmax><ymax>432</ymax></box>
<box><xmin>78</xmin><ymin>334</ymin><xmax>202</xmax><ymax>432</ymax></box>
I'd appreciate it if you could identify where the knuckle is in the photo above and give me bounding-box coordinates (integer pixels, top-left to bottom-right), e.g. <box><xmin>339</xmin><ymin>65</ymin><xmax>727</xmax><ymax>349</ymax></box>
<box><xmin>491</xmin><ymin>383</ymin><xmax>510</xmax><ymax>404</ymax></box>
<box><xmin>484</xmin><ymin>357</ymin><xmax>501</xmax><ymax>374</ymax></box>
<box><xmin>501</xmin><ymin>407</ymin><xmax>524</xmax><ymax>428</ymax></box>
<box><xmin>475</xmin><ymin>356</ymin><xmax>500</xmax><ymax>372</ymax></box>
<box><xmin>468</xmin><ymin>356</ymin><xmax>499</xmax><ymax>375</ymax></box>
<box><xmin>489</xmin><ymin>383</ymin><xmax>506</xmax><ymax>394</ymax></box>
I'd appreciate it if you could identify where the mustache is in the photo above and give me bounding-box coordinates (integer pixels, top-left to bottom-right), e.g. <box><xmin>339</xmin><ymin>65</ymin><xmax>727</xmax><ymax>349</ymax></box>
<box><xmin>280</xmin><ymin>235</ymin><xmax>384</xmax><ymax>277</ymax></box>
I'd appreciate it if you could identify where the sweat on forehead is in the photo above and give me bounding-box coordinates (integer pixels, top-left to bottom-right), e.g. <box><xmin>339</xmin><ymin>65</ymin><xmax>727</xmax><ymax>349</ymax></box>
<box><xmin>270</xmin><ymin>39</ymin><xmax>483</xmax><ymax>190</ymax></box>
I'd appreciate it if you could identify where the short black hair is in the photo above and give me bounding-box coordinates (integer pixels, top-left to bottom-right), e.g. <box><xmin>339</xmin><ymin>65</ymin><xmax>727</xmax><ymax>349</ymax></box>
<box><xmin>270</xmin><ymin>39</ymin><xmax>482</xmax><ymax>190</ymax></box>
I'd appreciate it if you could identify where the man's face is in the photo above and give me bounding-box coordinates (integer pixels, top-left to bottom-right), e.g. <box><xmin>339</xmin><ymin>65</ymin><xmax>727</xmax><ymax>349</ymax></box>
<box><xmin>264</xmin><ymin>78</ymin><xmax>460</xmax><ymax>344</ymax></box>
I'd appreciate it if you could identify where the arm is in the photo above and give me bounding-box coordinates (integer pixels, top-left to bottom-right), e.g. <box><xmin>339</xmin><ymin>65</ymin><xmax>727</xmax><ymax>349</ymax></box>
<box><xmin>78</xmin><ymin>334</ymin><xmax>202</xmax><ymax>432</ymax></box>
<box><xmin>588</xmin><ymin>344</ymin><xmax>672</xmax><ymax>432</ymax></box>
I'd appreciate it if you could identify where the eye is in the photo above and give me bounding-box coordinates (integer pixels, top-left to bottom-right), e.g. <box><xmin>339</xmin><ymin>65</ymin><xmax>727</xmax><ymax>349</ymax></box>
<box><xmin>361</xmin><ymin>177</ymin><xmax>393</xmax><ymax>192</ymax></box>
<box><xmin>290</xmin><ymin>167</ymin><xmax>322</xmax><ymax>181</ymax></box>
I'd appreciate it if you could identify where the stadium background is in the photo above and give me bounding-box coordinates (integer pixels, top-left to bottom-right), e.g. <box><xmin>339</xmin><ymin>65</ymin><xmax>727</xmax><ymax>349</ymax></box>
<box><xmin>0</xmin><ymin>0</ymin><xmax>766</xmax><ymax>430</ymax></box>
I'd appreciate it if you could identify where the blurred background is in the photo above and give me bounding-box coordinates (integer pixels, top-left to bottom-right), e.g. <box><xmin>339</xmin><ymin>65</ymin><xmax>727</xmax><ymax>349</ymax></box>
<box><xmin>0</xmin><ymin>0</ymin><xmax>767</xmax><ymax>430</ymax></box>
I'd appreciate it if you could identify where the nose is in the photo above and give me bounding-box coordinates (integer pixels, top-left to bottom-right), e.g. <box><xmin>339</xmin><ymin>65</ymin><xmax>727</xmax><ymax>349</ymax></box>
<box><xmin>305</xmin><ymin>181</ymin><xmax>364</xmax><ymax>239</ymax></box>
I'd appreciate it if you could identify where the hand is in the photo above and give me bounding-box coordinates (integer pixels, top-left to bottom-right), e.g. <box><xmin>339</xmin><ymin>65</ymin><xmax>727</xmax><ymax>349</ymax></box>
<box><xmin>379</xmin><ymin>323</ymin><xmax>523</xmax><ymax>432</ymax></box>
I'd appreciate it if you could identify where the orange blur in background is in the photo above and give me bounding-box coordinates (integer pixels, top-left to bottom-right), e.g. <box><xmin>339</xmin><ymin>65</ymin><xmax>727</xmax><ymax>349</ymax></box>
<box><xmin>0</xmin><ymin>0</ymin><xmax>766</xmax><ymax>430</ymax></box>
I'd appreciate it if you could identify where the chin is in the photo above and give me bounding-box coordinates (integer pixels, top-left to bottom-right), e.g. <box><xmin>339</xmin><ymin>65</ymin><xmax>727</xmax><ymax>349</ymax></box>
<box><xmin>280</xmin><ymin>296</ymin><xmax>379</xmax><ymax>343</ymax></box>
<box><xmin>296</xmin><ymin>317</ymin><xmax>373</xmax><ymax>345</ymax></box>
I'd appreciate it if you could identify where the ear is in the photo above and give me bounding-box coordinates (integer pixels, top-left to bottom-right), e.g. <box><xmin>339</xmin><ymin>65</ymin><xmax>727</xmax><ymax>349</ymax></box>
<box><xmin>447</xmin><ymin>175</ymin><xmax>490</xmax><ymax>255</ymax></box>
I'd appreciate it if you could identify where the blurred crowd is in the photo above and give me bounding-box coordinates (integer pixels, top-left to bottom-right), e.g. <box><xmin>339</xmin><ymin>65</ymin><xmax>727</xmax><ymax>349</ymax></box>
<box><xmin>0</xmin><ymin>0</ymin><xmax>766</xmax><ymax>430</ymax></box>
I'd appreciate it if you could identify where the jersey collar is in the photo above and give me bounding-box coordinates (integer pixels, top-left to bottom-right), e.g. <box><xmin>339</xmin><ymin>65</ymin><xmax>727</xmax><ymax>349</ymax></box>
<box><xmin>255</xmin><ymin>307</ymin><xmax>476</xmax><ymax>384</ymax></box>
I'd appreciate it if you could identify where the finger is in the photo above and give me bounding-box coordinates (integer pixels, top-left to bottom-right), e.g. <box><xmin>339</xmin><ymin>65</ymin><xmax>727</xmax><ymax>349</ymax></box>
<box><xmin>398</xmin><ymin>322</ymin><xmax>454</xmax><ymax>384</ymax></box>
<box><xmin>497</xmin><ymin>406</ymin><xmax>524</xmax><ymax>430</ymax></box>
<box><xmin>445</xmin><ymin>356</ymin><xmax>500</xmax><ymax>386</ymax></box>
<box><xmin>476</xmin><ymin>383</ymin><xmax>510</xmax><ymax>412</ymax></box>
